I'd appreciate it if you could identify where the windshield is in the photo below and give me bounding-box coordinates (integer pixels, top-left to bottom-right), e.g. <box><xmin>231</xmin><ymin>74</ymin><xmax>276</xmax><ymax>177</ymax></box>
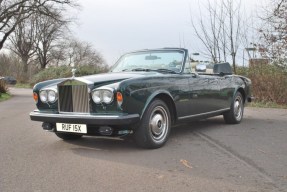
<box><xmin>111</xmin><ymin>50</ymin><xmax>184</xmax><ymax>73</ymax></box>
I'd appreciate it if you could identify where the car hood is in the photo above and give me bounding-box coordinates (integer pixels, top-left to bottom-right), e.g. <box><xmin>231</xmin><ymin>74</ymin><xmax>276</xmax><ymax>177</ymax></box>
<box><xmin>80</xmin><ymin>72</ymin><xmax>156</xmax><ymax>85</ymax></box>
<box><xmin>82</xmin><ymin>72</ymin><xmax>151</xmax><ymax>83</ymax></box>
<box><xmin>36</xmin><ymin>71</ymin><xmax>163</xmax><ymax>91</ymax></box>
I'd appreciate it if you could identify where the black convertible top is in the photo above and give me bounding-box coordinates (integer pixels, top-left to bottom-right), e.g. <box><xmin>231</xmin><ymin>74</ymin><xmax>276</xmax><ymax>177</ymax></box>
<box><xmin>213</xmin><ymin>63</ymin><xmax>233</xmax><ymax>75</ymax></box>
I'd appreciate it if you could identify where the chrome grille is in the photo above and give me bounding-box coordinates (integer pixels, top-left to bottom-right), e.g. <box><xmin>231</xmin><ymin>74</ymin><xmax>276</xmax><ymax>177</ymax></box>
<box><xmin>58</xmin><ymin>84</ymin><xmax>90</xmax><ymax>113</ymax></box>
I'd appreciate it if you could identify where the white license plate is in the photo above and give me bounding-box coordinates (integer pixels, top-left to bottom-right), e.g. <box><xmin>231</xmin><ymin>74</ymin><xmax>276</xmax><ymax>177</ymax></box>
<box><xmin>56</xmin><ymin>123</ymin><xmax>87</xmax><ymax>134</ymax></box>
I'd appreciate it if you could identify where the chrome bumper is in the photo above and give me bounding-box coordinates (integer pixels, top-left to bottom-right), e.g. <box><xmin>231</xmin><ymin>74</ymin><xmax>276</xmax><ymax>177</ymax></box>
<box><xmin>30</xmin><ymin>110</ymin><xmax>140</xmax><ymax>125</ymax></box>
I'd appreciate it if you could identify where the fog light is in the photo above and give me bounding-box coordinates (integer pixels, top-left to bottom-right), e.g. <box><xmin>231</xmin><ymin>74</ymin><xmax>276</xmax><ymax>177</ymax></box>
<box><xmin>99</xmin><ymin>126</ymin><xmax>113</xmax><ymax>136</ymax></box>
<box><xmin>42</xmin><ymin>122</ymin><xmax>54</xmax><ymax>131</ymax></box>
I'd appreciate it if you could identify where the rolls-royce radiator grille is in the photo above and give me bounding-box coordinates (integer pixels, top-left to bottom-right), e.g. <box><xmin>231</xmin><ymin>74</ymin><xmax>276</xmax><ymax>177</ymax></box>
<box><xmin>58</xmin><ymin>84</ymin><xmax>90</xmax><ymax>113</ymax></box>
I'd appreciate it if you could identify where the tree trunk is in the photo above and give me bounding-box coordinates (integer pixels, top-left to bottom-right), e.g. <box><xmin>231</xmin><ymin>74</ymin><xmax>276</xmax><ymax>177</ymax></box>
<box><xmin>232</xmin><ymin>53</ymin><xmax>236</xmax><ymax>74</ymax></box>
<box><xmin>22</xmin><ymin>57</ymin><xmax>29</xmax><ymax>74</ymax></box>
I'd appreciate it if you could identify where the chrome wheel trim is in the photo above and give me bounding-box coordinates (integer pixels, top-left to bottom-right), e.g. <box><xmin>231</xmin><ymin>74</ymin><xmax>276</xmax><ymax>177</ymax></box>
<box><xmin>234</xmin><ymin>95</ymin><xmax>243</xmax><ymax>121</ymax></box>
<box><xmin>149</xmin><ymin>106</ymin><xmax>169</xmax><ymax>143</ymax></box>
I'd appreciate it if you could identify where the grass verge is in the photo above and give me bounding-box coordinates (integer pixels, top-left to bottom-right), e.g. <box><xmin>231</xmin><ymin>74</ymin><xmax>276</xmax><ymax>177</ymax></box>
<box><xmin>14</xmin><ymin>83</ymin><xmax>32</xmax><ymax>88</ymax></box>
<box><xmin>0</xmin><ymin>93</ymin><xmax>11</xmax><ymax>102</ymax></box>
<box><xmin>247</xmin><ymin>101</ymin><xmax>287</xmax><ymax>109</ymax></box>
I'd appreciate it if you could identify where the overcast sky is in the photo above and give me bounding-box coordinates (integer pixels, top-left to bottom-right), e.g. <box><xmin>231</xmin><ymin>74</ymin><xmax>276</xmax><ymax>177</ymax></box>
<box><xmin>72</xmin><ymin>0</ymin><xmax>264</xmax><ymax>65</ymax></box>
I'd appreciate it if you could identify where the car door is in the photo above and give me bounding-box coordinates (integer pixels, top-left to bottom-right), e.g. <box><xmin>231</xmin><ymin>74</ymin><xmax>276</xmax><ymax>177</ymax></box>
<box><xmin>205</xmin><ymin>75</ymin><xmax>223</xmax><ymax>111</ymax></box>
<box><xmin>217</xmin><ymin>75</ymin><xmax>235</xmax><ymax>109</ymax></box>
<box><xmin>187</xmin><ymin>75</ymin><xmax>212</xmax><ymax>115</ymax></box>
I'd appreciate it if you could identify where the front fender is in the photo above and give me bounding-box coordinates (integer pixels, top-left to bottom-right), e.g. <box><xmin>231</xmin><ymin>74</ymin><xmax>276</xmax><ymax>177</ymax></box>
<box><xmin>140</xmin><ymin>90</ymin><xmax>174</xmax><ymax>119</ymax></box>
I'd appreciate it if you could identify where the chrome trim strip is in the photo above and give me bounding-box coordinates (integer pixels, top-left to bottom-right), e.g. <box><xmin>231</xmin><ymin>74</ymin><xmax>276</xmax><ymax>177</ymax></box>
<box><xmin>178</xmin><ymin>108</ymin><xmax>230</xmax><ymax>120</ymax></box>
<box><xmin>41</xmin><ymin>87</ymin><xmax>58</xmax><ymax>92</ymax></box>
<box><xmin>74</xmin><ymin>77</ymin><xmax>93</xmax><ymax>85</ymax></box>
<box><xmin>59</xmin><ymin>111</ymin><xmax>91</xmax><ymax>115</ymax></box>
<box><xmin>30</xmin><ymin>112</ymin><xmax>138</xmax><ymax>120</ymax></box>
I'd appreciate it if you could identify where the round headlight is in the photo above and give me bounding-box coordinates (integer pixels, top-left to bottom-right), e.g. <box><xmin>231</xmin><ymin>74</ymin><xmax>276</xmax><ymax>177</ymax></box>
<box><xmin>39</xmin><ymin>91</ymin><xmax>48</xmax><ymax>103</ymax></box>
<box><xmin>92</xmin><ymin>90</ymin><xmax>101</xmax><ymax>104</ymax></box>
<box><xmin>102</xmin><ymin>90</ymin><xmax>113</xmax><ymax>104</ymax></box>
<box><xmin>47</xmin><ymin>90</ymin><xmax>57</xmax><ymax>103</ymax></box>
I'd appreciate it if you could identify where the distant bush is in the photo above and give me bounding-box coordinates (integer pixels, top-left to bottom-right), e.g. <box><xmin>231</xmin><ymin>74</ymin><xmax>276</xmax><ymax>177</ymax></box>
<box><xmin>236</xmin><ymin>66</ymin><xmax>249</xmax><ymax>77</ymax></box>
<box><xmin>30</xmin><ymin>65</ymin><xmax>108</xmax><ymax>85</ymax></box>
<box><xmin>0</xmin><ymin>78</ymin><xmax>8</xmax><ymax>95</ymax></box>
<box><xmin>237</xmin><ymin>65</ymin><xmax>287</xmax><ymax>105</ymax></box>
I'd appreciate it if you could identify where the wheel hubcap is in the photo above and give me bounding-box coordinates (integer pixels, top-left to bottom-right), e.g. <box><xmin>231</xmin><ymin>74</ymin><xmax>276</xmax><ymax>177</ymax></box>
<box><xmin>151</xmin><ymin>114</ymin><xmax>164</xmax><ymax>135</ymax></box>
<box><xmin>234</xmin><ymin>96</ymin><xmax>243</xmax><ymax>121</ymax></box>
<box><xmin>149</xmin><ymin>106</ymin><xmax>169</xmax><ymax>142</ymax></box>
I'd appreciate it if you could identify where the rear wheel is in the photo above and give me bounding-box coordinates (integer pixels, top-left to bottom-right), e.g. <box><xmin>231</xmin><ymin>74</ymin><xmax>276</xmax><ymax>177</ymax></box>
<box><xmin>55</xmin><ymin>132</ymin><xmax>83</xmax><ymax>140</ymax></box>
<box><xmin>134</xmin><ymin>99</ymin><xmax>171</xmax><ymax>149</ymax></box>
<box><xmin>223</xmin><ymin>92</ymin><xmax>244</xmax><ymax>124</ymax></box>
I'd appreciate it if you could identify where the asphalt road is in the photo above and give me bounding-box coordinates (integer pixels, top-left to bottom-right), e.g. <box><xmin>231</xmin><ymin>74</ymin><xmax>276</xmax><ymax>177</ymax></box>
<box><xmin>1</xmin><ymin>88</ymin><xmax>287</xmax><ymax>192</ymax></box>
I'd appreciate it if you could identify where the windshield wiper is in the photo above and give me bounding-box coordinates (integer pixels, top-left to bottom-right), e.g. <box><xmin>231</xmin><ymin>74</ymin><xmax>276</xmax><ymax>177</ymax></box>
<box><xmin>153</xmin><ymin>68</ymin><xmax>177</xmax><ymax>74</ymax></box>
<box><xmin>131</xmin><ymin>68</ymin><xmax>151</xmax><ymax>72</ymax></box>
<box><xmin>131</xmin><ymin>68</ymin><xmax>177</xmax><ymax>74</ymax></box>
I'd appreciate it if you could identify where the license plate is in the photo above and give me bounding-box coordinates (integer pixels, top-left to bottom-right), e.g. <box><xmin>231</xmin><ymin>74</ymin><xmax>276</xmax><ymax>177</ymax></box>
<box><xmin>56</xmin><ymin>123</ymin><xmax>87</xmax><ymax>134</ymax></box>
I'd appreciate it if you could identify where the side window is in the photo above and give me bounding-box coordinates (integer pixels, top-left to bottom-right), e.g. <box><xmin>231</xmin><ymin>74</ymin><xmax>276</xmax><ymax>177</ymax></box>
<box><xmin>183</xmin><ymin>57</ymin><xmax>192</xmax><ymax>74</ymax></box>
<box><xmin>195</xmin><ymin>63</ymin><xmax>214</xmax><ymax>74</ymax></box>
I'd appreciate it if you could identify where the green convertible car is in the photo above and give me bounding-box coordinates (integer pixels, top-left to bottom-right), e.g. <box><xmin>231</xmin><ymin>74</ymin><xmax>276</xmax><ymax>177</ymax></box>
<box><xmin>30</xmin><ymin>48</ymin><xmax>252</xmax><ymax>149</ymax></box>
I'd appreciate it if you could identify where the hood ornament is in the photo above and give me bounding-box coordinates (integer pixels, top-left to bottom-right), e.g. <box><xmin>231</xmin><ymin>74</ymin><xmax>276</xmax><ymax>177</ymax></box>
<box><xmin>72</xmin><ymin>68</ymin><xmax>77</xmax><ymax>78</ymax></box>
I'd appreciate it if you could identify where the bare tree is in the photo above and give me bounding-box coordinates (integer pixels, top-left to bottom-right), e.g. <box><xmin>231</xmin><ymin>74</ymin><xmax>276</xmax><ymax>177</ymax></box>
<box><xmin>64</xmin><ymin>38</ymin><xmax>105</xmax><ymax>68</ymax></box>
<box><xmin>258</xmin><ymin>0</ymin><xmax>287</xmax><ymax>68</ymax></box>
<box><xmin>8</xmin><ymin>16</ymin><xmax>37</xmax><ymax>74</ymax></box>
<box><xmin>190</xmin><ymin>1</ymin><xmax>224</xmax><ymax>63</ymax></box>
<box><xmin>190</xmin><ymin>0</ymin><xmax>243</xmax><ymax>73</ymax></box>
<box><xmin>223</xmin><ymin>0</ymin><xmax>242</xmax><ymax>74</ymax></box>
<box><xmin>0</xmin><ymin>52</ymin><xmax>23</xmax><ymax>80</ymax></box>
<box><xmin>49</xmin><ymin>42</ymin><xmax>67</xmax><ymax>67</ymax></box>
<box><xmin>34</xmin><ymin>11</ymin><xmax>68</xmax><ymax>69</ymax></box>
<box><xmin>8</xmin><ymin>6</ymin><xmax>70</xmax><ymax>74</ymax></box>
<box><xmin>0</xmin><ymin>0</ymin><xmax>76</xmax><ymax>50</ymax></box>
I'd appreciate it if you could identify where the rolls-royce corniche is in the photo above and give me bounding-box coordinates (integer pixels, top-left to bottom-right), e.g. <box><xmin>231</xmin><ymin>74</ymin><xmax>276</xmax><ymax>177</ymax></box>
<box><xmin>30</xmin><ymin>48</ymin><xmax>252</xmax><ymax>149</ymax></box>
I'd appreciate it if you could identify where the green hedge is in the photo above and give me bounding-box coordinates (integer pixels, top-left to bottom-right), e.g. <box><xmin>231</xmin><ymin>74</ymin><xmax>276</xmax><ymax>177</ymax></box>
<box><xmin>30</xmin><ymin>65</ymin><xmax>108</xmax><ymax>85</ymax></box>
<box><xmin>237</xmin><ymin>65</ymin><xmax>287</xmax><ymax>105</ymax></box>
<box><xmin>0</xmin><ymin>79</ymin><xmax>8</xmax><ymax>95</ymax></box>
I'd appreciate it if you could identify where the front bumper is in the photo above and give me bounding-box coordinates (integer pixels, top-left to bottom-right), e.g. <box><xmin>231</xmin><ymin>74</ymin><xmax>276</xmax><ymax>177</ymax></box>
<box><xmin>30</xmin><ymin>110</ymin><xmax>140</xmax><ymax>126</ymax></box>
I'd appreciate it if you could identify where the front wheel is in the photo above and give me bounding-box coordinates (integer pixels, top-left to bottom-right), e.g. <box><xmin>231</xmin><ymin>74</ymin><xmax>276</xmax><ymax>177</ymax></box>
<box><xmin>223</xmin><ymin>92</ymin><xmax>244</xmax><ymax>124</ymax></box>
<box><xmin>133</xmin><ymin>99</ymin><xmax>171</xmax><ymax>149</ymax></box>
<box><xmin>55</xmin><ymin>132</ymin><xmax>83</xmax><ymax>140</ymax></box>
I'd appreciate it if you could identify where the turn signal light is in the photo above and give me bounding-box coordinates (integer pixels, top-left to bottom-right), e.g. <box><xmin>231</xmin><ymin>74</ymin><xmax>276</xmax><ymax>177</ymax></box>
<box><xmin>33</xmin><ymin>92</ymin><xmax>38</xmax><ymax>103</ymax></box>
<box><xmin>117</xmin><ymin>92</ymin><xmax>123</xmax><ymax>106</ymax></box>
